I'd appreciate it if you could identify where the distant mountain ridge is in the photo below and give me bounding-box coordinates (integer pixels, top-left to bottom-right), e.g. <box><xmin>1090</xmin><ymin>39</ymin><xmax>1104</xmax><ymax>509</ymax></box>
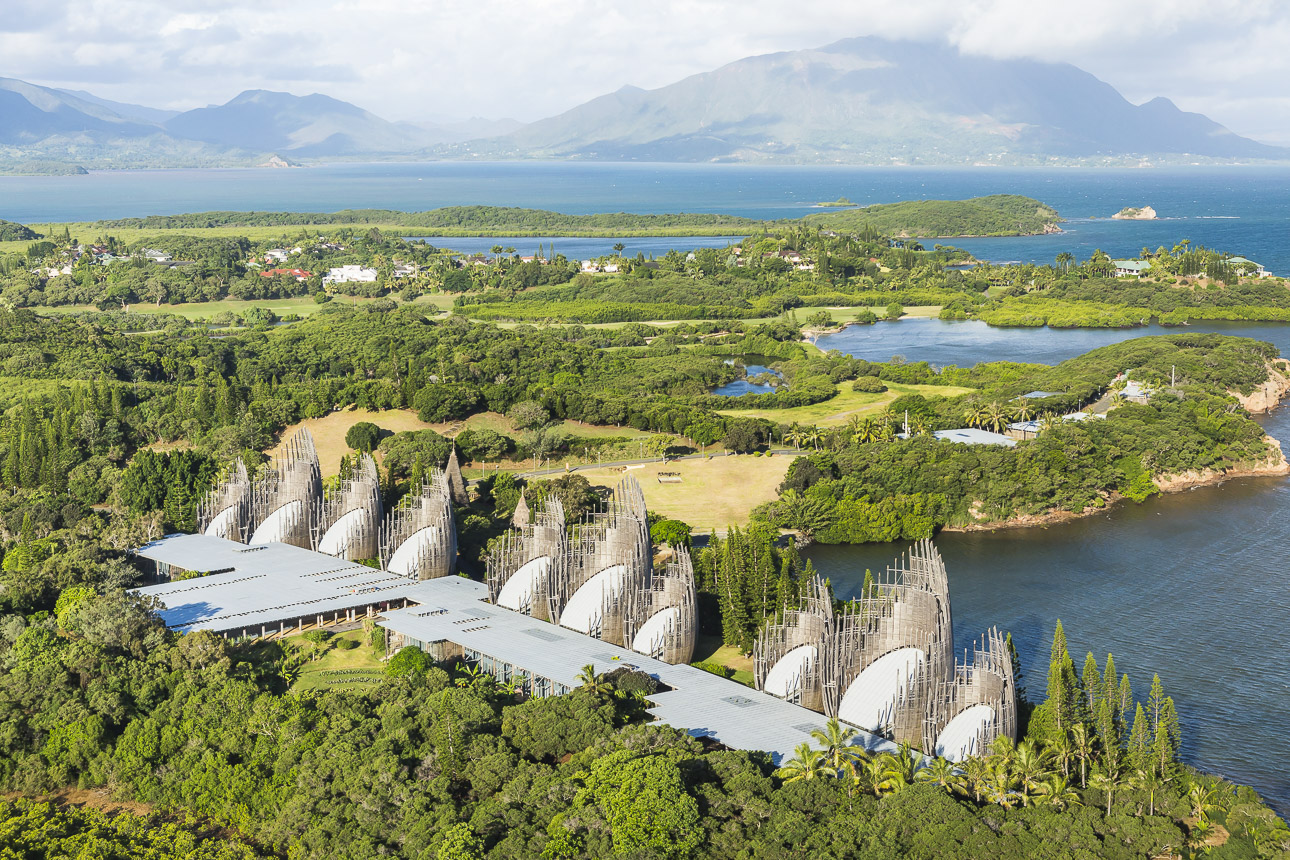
<box><xmin>0</xmin><ymin>37</ymin><xmax>1286</xmax><ymax>168</ymax></box>
<box><xmin>463</xmin><ymin>37</ymin><xmax>1289</xmax><ymax>164</ymax></box>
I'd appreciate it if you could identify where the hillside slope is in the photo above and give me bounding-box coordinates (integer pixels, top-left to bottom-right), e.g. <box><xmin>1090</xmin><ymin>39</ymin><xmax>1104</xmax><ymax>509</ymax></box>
<box><xmin>471</xmin><ymin>38</ymin><xmax>1287</xmax><ymax>164</ymax></box>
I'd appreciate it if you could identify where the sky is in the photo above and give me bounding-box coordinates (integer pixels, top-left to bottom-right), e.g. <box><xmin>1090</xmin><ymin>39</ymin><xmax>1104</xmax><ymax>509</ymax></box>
<box><xmin>4</xmin><ymin>0</ymin><xmax>1290</xmax><ymax>143</ymax></box>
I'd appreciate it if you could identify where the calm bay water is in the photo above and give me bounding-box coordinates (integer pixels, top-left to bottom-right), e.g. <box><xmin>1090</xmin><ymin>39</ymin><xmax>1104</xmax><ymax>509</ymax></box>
<box><xmin>3</xmin><ymin>161</ymin><xmax>1290</xmax><ymax>271</ymax></box>
<box><xmin>808</xmin><ymin>317</ymin><xmax>1290</xmax><ymax>813</ymax></box>
<box><xmin>815</xmin><ymin>317</ymin><xmax>1290</xmax><ymax>368</ymax></box>
<box><xmin>402</xmin><ymin>235</ymin><xmax>740</xmax><ymax>259</ymax></box>
<box><xmin>6</xmin><ymin>162</ymin><xmax>1290</xmax><ymax>807</ymax></box>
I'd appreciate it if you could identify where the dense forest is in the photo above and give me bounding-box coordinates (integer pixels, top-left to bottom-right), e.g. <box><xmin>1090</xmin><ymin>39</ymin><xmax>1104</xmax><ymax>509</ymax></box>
<box><xmin>803</xmin><ymin>194</ymin><xmax>1061</xmax><ymax>237</ymax></box>
<box><xmin>89</xmin><ymin>206</ymin><xmax>766</xmax><ymax>236</ymax></box>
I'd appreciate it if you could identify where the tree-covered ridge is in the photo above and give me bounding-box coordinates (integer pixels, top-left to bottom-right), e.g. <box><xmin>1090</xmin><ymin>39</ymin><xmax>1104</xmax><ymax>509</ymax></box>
<box><xmin>803</xmin><ymin>195</ymin><xmax>1061</xmax><ymax>237</ymax></box>
<box><xmin>0</xmin><ymin>219</ymin><xmax>40</xmax><ymax>241</ymax></box>
<box><xmin>90</xmin><ymin>206</ymin><xmax>766</xmax><ymax>235</ymax></box>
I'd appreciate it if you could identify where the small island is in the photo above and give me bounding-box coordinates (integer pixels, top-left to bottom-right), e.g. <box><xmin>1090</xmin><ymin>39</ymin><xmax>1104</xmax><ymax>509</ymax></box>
<box><xmin>814</xmin><ymin>197</ymin><xmax>856</xmax><ymax>207</ymax></box>
<box><xmin>804</xmin><ymin>194</ymin><xmax>1063</xmax><ymax>237</ymax></box>
<box><xmin>1112</xmin><ymin>205</ymin><xmax>1158</xmax><ymax>220</ymax></box>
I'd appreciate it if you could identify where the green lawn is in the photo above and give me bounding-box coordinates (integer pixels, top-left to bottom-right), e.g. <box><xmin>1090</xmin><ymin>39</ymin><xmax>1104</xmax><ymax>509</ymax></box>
<box><xmin>692</xmin><ymin>634</ymin><xmax>754</xmax><ymax>686</ymax></box>
<box><xmin>291</xmin><ymin>630</ymin><xmax>385</xmax><ymax>693</ymax></box>
<box><xmin>718</xmin><ymin>381</ymin><xmax>974</xmax><ymax>427</ymax></box>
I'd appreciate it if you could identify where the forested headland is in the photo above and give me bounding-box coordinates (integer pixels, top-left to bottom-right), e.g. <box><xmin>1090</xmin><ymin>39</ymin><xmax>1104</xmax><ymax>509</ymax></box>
<box><xmin>802</xmin><ymin>194</ymin><xmax>1062</xmax><ymax>237</ymax></box>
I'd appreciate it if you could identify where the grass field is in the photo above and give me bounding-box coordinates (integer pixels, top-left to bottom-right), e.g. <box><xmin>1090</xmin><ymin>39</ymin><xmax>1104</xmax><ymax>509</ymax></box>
<box><xmin>692</xmin><ymin>634</ymin><xmax>754</xmax><ymax>686</ymax></box>
<box><xmin>267</xmin><ymin>408</ymin><xmax>657</xmax><ymax>477</ymax></box>
<box><xmin>576</xmin><ymin>454</ymin><xmax>796</xmax><ymax>532</ymax></box>
<box><xmin>29</xmin><ymin>292</ymin><xmax>454</xmax><ymax>322</ymax></box>
<box><xmin>268</xmin><ymin>408</ymin><xmax>438</xmax><ymax>476</ymax></box>
<box><xmin>717</xmin><ymin>381</ymin><xmax>973</xmax><ymax>427</ymax></box>
<box><xmin>291</xmin><ymin>630</ymin><xmax>384</xmax><ymax>693</ymax></box>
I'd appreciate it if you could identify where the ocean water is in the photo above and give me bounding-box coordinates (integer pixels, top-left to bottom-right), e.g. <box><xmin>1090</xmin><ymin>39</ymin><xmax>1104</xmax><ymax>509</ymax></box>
<box><xmin>402</xmin><ymin>235</ymin><xmax>741</xmax><ymax>259</ymax></box>
<box><xmin>3</xmin><ymin>161</ymin><xmax>1289</xmax><ymax>271</ymax></box>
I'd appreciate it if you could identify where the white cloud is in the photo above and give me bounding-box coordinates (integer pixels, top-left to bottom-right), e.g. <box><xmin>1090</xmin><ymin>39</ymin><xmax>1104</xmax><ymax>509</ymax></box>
<box><xmin>2</xmin><ymin>0</ymin><xmax>1288</xmax><ymax>141</ymax></box>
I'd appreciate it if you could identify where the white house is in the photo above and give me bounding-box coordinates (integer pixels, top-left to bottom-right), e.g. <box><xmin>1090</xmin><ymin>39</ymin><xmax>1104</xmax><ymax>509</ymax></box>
<box><xmin>1228</xmin><ymin>256</ymin><xmax>1269</xmax><ymax>278</ymax></box>
<box><xmin>264</xmin><ymin>249</ymin><xmax>290</xmax><ymax>263</ymax></box>
<box><xmin>1112</xmin><ymin>259</ymin><xmax>1149</xmax><ymax>278</ymax></box>
<box><xmin>323</xmin><ymin>265</ymin><xmax>379</xmax><ymax>285</ymax></box>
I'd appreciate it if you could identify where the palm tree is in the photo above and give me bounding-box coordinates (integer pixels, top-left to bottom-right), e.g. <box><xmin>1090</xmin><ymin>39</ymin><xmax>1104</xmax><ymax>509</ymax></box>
<box><xmin>1055</xmin><ymin>251</ymin><xmax>1075</xmax><ymax>275</ymax></box>
<box><xmin>810</xmin><ymin>718</ymin><xmax>859</xmax><ymax>777</ymax></box>
<box><xmin>851</xmin><ymin>417</ymin><xmax>880</xmax><ymax>445</ymax></box>
<box><xmin>982</xmin><ymin>401</ymin><xmax>1010</xmax><ymax>433</ymax></box>
<box><xmin>857</xmin><ymin>755</ymin><xmax>899</xmax><ymax>797</ymax></box>
<box><xmin>1187</xmin><ymin>783</ymin><xmax>1218</xmax><ymax>822</ymax></box>
<box><xmin>1087</xmin><ymin>771</ymin><xmax>1119</xmax><ymax>817</ymax></box>
<box><xmin>1012</xmin><ymin>398</ymin><xmax>1034</xmax><ymax>422</ymax></box>
<box><xmin>961</xmin><ymin>756</ymin><xmax>991</xmax><ymax>804</ymax></box>
<box><xmin>1035</xmin><ymin>774</ymin><xmax>1082</xmax><ymax>810</ymax></box>
<box><xmin>785</xmin><ymin>424</ymin><xmax>806</xmax><ymax>450</ymax></box>
<box><xmin>984</xmin><ymin>762</ymin><xmax>1019</xmax><ymax>808</ymax></box>
<box><xmin>1131</xmin><ymin>766</ymin><xmax>1164</xmax><ymax>817</ymax></box>
<box><xmin>1071</xmin><ymin>724</ymin><xmax>1094</xmax><ymax>788</ymax></box>
<box><xmin>803</xmin><ymin>426</ymin><xmax>823</xmax><ymax>451</ymax></box>
<box><xmin>876</xmin><ymin>743</ymin><xmax>924</xmax><ymax>793</ymax></box>
<box><xmin>963</xmin><ymin>404</ymin><xmax>986</xmax><ymax>429</ymax></box>
<box><xmin>1012</xmin><ymin>740</ymin><xmax>1051</xmax><ymax>802</ymax></box>
<box><xmin>915</xmin><ymin>757</ymin><xmax>965</xmax><ymax>795</ymax></box>
<box><xmin>577</xmin><ymin>663</ymin><xmax>612</xmax><ymax>696</ymax></box>
<box><xmin>779</xmin><ymin>743</ymin><xmax>829</xmax><ymax>783</ymax></box>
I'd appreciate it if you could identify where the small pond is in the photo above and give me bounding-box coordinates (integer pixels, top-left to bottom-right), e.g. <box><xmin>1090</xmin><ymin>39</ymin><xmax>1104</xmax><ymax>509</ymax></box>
<box><xmin>711</xmin><ymin>356</ymin><xmax>786</xmax><ymax>396</ymax></box>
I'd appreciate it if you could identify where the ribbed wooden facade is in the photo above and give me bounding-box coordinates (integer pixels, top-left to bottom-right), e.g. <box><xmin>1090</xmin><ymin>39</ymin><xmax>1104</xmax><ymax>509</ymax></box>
<box><xmin>483</xmin><ymin>477</ymin><xmax>697</xmax><ymax>664</ymax></box>
<box><xmin>755</xmin><ymin>539</ymin><xmax>1016</xmax><ymax>756</ymax></box>
<box><xmin>380</xmin><ymin>468</ymin><xmax>458</xmax><ymax>580</ymax></box>
<box><xmin>312</xmin><ymin>453</ymin><xmax>383</xmax><ymax>560</ymax></box>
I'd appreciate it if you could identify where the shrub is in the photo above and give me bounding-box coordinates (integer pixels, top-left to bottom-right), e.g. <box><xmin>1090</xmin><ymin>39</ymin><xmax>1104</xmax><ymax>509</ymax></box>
<box><xmin>336</xmin><ymin>638</ymin><xmax>359</xmax><ymax>651</ymax></box>
<box><xmin>851</xmin><ymin>376</ymin><xmax>888</xmax><ymax>393</ymax></box>
<box><xmin>692</xmin><ymin>661</ymin><xmax>735</xmax><ymax>679</ymax></box>
<box><xmin>345</xmin><ymin>421</ymin><xmax>380</xmax><ymax>452</ymax></box>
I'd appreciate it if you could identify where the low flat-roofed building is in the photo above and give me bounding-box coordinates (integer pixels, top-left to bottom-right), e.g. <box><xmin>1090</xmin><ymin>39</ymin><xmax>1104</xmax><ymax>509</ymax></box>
<box><xmin>1008</xmin><ymin>411</ymin><xmax>1099</xmax><ymax>440</ymax></box>
<box><xmin>932</xmin><ymin>428</ymin><xmax>1018</xmax><ymax>447</ymax></box>
<box><xmin>379</xmin><ymin>578</ymin><xmax>895</xmax><ymax>764</ymax></box>
<box><xmin>133</xmin><ymin>534</ymin><xmax>433</xmax><ymax>637</ymax></box>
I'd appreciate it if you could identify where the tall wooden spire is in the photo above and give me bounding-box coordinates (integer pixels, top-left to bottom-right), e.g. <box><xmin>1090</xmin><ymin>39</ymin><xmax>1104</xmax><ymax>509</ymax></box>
<box><xmin>511</xmin><ymin>492</ymin><xmax>531</xmax><ymax>529</ymax></box>
<box><xmin>445</xmin><ymin>446</ymin><xmax>469</xmax><ymax>505</ymax></box>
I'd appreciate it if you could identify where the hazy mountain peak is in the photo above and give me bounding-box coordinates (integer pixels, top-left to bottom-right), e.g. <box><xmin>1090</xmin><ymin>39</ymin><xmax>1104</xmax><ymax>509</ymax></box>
<box><xmin>482</xmin><ymin>36</ymin><xmax>1286</xmax><ymax>164</ymax></box>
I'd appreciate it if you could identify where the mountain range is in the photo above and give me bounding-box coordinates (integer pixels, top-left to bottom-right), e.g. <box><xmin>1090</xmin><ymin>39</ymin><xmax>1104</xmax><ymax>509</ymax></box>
<box><xmin>2</xmin><ymin>38</ymin><xmax>1286</xmax><ymax>169</ymax></box>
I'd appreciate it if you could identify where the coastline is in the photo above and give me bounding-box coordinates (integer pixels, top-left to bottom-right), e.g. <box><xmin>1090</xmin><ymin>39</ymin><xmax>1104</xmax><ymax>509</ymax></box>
<box><xmin>947</xmin><ymin>366</ymin><xmax>1290</xmax><ymax>533</ymax></box>
<box><xmin>943</xmin><ymin>451</ymin><xmax>1290</xmax><ymax>534</ymax></box>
